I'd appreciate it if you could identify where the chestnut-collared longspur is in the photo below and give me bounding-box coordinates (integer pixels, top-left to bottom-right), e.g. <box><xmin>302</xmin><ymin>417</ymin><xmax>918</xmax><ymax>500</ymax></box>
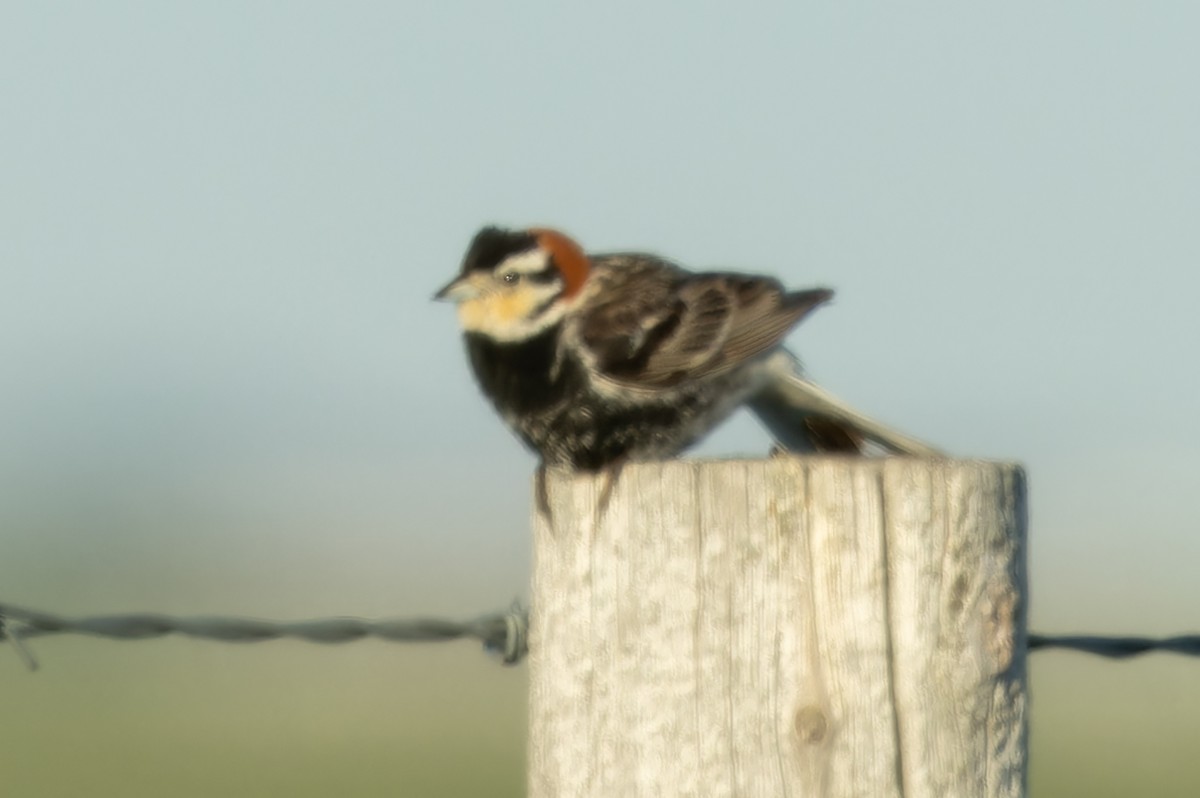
<box><xmin>435</xmin><ymin>226</ymin><xmax>939</xmax><ymax>470</ymax></box>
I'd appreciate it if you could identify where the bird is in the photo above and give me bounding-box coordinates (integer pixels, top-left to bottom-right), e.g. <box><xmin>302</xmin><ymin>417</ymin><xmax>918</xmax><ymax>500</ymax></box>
<box><xmin>434</xmin><ymin>225</ymin><xmax>940</xmax><ymax>475</ymax></box>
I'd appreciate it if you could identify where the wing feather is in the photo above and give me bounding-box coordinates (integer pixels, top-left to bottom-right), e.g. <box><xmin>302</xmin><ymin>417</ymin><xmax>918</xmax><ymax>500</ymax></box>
<box><xmin>572</xmin><ymin>253</ymin><xmax>831</xmax><ymax>389</ymax></box>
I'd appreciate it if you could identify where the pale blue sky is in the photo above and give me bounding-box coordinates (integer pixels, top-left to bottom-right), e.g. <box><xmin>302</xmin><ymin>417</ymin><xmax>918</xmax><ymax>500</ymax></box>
<box><xmin>2</xmin><ymin>5</ymin><xmax>1199</xmax><ymax>791</ymax></box>
<box><xmin>5</xmin><ymin>1</ymin><xmax>1199</xmax><ymax>614</ymax></box>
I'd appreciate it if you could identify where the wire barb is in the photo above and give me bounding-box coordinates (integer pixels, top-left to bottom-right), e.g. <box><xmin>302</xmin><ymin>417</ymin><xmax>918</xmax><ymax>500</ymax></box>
<box><xmin>0</xmin><ymin>612</ymin><xmax>40</xmax><ymax>671</ymax></box>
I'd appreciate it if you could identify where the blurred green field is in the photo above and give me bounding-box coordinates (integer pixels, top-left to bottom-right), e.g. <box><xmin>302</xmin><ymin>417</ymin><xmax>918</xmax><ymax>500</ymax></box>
<box><xmin>4</xmin><ymin>636</ymin><xmax>1198</xmax><ymax>796</ymax></box>
<box><xmin>3</xmin><ymin>465</ymin><xmax>1197</xmax><ymax>796</ymax></box>
<box><xmin>3</xmin><ymin>643</ymin><xmax>526</xmax><ymax>797</ymax></box>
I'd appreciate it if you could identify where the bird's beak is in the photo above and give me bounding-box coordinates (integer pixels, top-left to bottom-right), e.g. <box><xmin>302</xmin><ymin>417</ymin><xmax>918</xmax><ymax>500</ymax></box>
<box><xmin>433</xmin><ymin>275</ymin><xmax>480</xmax><ymax>303</ymax></box>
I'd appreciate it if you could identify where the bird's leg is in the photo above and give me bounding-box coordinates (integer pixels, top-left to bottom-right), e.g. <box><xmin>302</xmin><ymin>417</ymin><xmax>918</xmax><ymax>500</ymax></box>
<box><xmin>593</xmin><ymin>457</ymin><xmax>628</xmax><ymax>524</ymax></box>
<box><xmin>535</xmin><ymin>464</ymin><xmax>553</xmax><ymax>526</ymax></box>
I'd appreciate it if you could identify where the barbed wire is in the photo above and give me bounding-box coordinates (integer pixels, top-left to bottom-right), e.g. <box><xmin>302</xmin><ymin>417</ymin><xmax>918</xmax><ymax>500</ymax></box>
<box><xmin>3</xmin><ymin>600</ymin><xmax>1198</xmax><ymax>672</ymax></box>
<box><xmin>0</xmin><ymin>601</ymin><xmax>528</xmax><ymax>672</ymax></box>
<box><xmin>1028</xmin><ymin>633</ymin><xmax>1200</xmax><ymax>658</ymax></box>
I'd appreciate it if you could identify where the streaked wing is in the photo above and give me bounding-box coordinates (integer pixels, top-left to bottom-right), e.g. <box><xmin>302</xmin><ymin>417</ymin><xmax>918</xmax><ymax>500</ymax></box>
<box><xmin>574</xmin><ymin>253</ymin><xmax>832</xmax><ymax>388</ymax></box>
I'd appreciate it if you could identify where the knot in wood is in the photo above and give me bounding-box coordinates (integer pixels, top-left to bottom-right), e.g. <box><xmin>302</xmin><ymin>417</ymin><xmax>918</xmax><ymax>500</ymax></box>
<box><xmin>793</xmin><ymin>705</ymin><xmax>829</xmax><ymax>744</ymax></box>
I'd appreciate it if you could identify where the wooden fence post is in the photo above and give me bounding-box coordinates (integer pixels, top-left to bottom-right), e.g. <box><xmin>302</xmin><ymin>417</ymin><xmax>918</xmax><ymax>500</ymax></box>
<box><xmin>528</xmin><ymin>456</ymin><xmax>1028</xmax><ymax>798</ymax></box>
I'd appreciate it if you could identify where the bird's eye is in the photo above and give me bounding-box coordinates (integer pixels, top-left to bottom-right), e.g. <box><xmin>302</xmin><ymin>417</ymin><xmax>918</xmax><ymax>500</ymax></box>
<box><xmin>502</xmin><ymin>272</ymin><xmax>520</xmax><ymax>284</ymax></box>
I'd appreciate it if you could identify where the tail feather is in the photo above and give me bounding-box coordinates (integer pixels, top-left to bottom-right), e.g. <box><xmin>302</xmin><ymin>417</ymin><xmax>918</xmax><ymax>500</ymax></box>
<box><xmin>749</xmin><ymin>353</ymin><xmax>943</xmax><ymax>458</ymax></box>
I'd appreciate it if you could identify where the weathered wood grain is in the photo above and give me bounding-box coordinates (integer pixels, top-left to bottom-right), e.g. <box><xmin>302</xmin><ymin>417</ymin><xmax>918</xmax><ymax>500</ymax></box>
<box><xmin>528</xmin><ymin>457</ymin><xmax>1027</xmax><ymax>798</ymax></box>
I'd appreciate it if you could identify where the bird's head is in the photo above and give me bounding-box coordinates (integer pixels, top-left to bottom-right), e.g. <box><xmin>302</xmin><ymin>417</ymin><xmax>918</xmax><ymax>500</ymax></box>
<box><xmin>434</xmin><ymin>226</ymin><xmax>591</xmax><ymax>342</ymax></box>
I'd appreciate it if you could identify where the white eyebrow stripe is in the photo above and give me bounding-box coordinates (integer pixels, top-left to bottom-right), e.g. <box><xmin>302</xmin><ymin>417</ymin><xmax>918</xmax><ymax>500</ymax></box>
<box><xmin>499</xmin><ymin>249</ymin><xmax>550</xmax><ymax>275</ymax></box>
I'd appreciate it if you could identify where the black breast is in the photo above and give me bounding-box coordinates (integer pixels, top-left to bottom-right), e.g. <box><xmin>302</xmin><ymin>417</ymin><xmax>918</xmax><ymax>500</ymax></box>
<box><xmin>464</xmin><ymin>327</ymin><xmax>580</xmax><ymax>418</ymax></box>
<box><xmin>461</xmin><ymin>326</ymin><xmax>727</xmax><ymax>469</ymax></box>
